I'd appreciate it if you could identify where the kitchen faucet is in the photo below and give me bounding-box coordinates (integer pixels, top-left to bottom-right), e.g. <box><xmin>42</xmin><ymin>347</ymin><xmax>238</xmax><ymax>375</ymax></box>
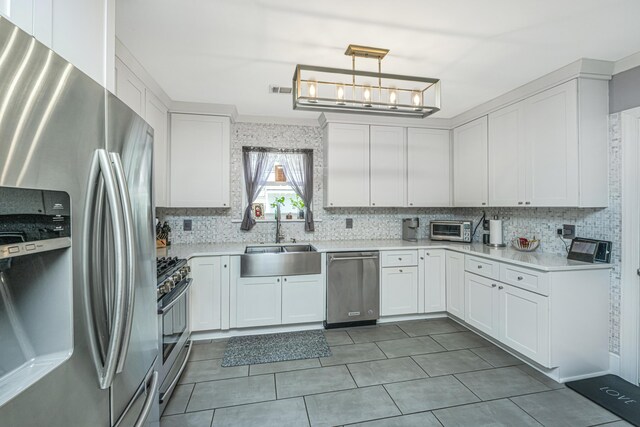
<box><xmin>275</xmin><ymin>205</ymin><xmax>284</xmax><ymax>243</ymax></box>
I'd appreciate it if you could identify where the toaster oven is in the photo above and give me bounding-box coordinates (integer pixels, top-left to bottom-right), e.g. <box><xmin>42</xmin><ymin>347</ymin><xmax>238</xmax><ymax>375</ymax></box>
<box><xmin>430</xmin><ymin>220</ymin><xmax>473</xmax><ymax>243</ymax></box>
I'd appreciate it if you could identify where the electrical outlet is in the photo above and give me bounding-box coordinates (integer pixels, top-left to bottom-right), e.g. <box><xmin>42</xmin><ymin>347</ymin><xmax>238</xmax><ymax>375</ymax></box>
<box><xmin>183</xmin><ymin>219</ymin><xmax>192</xmax><ymax>231</ymax></box>
<box><xmin>562</xmin><ymin>224</ymin><xmax>575</xmax><ymax>239</ymax></box>
<box><xmin>346</xmin><ymin>218</ymin><xmax>353</xmax><ymax>229</ymax></box>
<box><xmin>483</xmin><ymin>219</ymin><xmax>490</xmax><ymax>231</ymax></box>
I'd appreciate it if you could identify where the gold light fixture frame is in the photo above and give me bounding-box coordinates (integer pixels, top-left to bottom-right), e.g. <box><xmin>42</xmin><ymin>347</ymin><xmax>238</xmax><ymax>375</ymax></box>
<box><xmin>293</xmin><ymin>44</ymin><xmax>441</xmax><ymax>118</ymax></box>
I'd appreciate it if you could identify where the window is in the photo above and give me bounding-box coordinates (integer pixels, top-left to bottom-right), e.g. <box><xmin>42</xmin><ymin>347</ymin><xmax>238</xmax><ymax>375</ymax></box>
<box><xmin>252</xmin><ymin>161</ymin><xmax>300</xmax><ymax>217</ymax></box>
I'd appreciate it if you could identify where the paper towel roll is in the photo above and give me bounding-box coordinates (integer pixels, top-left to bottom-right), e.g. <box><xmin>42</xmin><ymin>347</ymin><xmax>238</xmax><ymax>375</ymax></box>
<box><xmin>489</xmin><ymin>220</ymin><xmax>503</xmax><ymax>245</ymax></box>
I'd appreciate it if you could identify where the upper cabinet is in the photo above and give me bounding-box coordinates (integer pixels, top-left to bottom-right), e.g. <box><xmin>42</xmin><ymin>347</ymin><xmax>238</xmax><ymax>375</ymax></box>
<box><xmin>453</xmin><ymin>116</ymin><xmax>488</xmax><ymax>207</ymax></box>
<box><xmin>115</xmin><ymin>59</ymin><xmax>146</xmax><ymax>117</ymax></box>
<box><xmin>323</xmin><ymin>123</ymin><xmax>370</xmax><ymax>207</ymax></box>
<box><xmin>370</xmin><ymin>126</ymin><xmax>406</xmax><ymax>207</ymax></box>
<box><xmin>170</xmin><ymin>114</ymin><xmax>230</xmax><ymax>208</ymax></box>
<box><xmin>487</xmin><ymin>79</ymin><xmax>608</xmax><ymax>208</ymax></box>
<box><xmin>1</xmin><ymin>0</ymin><xmax>114</xmax><ymax>88</ymax></box>
<box><xmin>407</xmin><ymin>128</ymin><xmax>451</xmax><ymax>207</ymax></box>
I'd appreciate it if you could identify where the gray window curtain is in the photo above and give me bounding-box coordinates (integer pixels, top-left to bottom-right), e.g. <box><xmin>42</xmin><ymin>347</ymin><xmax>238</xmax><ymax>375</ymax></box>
<box><xmin>280</xmin><ymin>151</ymin><xmax>314</xmax><ymax>232</ymax></box>
<box><xmin>241</xmin><ymin>149</ymin><xmax>275</xmax><ymax>231</ymax></box>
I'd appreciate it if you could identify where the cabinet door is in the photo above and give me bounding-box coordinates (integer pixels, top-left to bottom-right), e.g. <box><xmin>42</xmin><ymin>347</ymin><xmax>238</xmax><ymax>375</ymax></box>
<box><xmin>488</xmin><ymin>103</ymin><xmax>525</xmax><ymax>207</ymax></box>
<box><xmin>445</xmin><ymin>251</ymin><xmax>465</xmax><ymax>319</ymax></box>
<box><xmin>170</xmin><ymin>114</ymin><xmax>230</xmax><ymax>207</ymax></box>
<box><xmin>145</xmin><ymin>90</ymin><xmax>169</xmax><ymax>207</ymax></box>
<box><xmin>524</xmin><ymin>80</ymin><xmax>579</xmax><ymax>207</ymax></box>
<box><xmin>464</xmin><ymin>273</ymin><xmax>499</xmax><ymax>338</ymax></box>
<box><xmin>370</xmin><ymin>125</ymin><xmax>405</xmax><ymax>207</ymax></box>
<box><xmin>453</xmin><ymin>116</ymin><xmax>488</xmax><ymax>207</ymax></box>
<box><xmin>236</xmin><ymin>276</ymin><xmax>282</xmax><ymax>328</ymax></box>
<box><xmin>380</xmin><ymin>267</ymin><xmax>418</xmax><ymax>316</ymax></box>
<box><xmin>115</xmin><ymin>59</ymin><xmax>145</xmax><ymax>117</ymax></box>
<box><xmin>281</xmin><ymin>274</ymin><xmax>324</xmax><ymax>324</ymax></box>
<box><xmin>424</xmin><ymin>250</ymin><xmax>446</xmax><ymax>312</ymax></box>
<box><xmin>498</xmin><ymin>283</ymin><xmax>550</xmax><ymax>366</ymax></box>
<box><xmin>189</xmin><ymin>257</ymin><xmax>223</xmax><ymax>332</ymax></box>
<box><xmin>407</xmin><ymin>128</ymin><xmax>451</xmax><ymax>207</ymax></box>
<box><xmin>324</xmin><ymin>123</ymin><xmax>370</xmax><ymax>207</ymax></box>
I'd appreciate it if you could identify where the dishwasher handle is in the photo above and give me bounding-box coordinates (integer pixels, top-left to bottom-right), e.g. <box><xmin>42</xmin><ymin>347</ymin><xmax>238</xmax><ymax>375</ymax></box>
<box><xmin>329</xmin><ymin>255</ymin><xmax>379</xmax><ymax>262</ymax></box>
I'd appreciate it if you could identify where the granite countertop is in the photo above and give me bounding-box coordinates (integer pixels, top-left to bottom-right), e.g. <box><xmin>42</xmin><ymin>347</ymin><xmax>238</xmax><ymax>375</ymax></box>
<box><xmin>157</xmin><ymin>239</ymin><xmax>611</xmax><ymax>272</ymax></box>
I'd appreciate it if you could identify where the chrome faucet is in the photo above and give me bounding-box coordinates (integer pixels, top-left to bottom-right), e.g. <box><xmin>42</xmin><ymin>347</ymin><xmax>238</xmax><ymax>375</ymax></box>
<box><xmin>275</xmin><ymin>205</ymin><xmax>284</xmax><ymax>243</ymax></box>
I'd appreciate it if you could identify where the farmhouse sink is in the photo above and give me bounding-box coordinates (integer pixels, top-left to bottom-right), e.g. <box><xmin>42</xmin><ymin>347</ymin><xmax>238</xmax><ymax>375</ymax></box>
<box><xmin>241</xmin><ymin>244</ymin><xmax>321</xmax><ymax>277</ymax></box>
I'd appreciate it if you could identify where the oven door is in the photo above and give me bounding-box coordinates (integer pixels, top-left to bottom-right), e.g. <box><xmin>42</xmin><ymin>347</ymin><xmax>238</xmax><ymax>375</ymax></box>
<box><xmin>157</xmin><ymin>279</ymin><xmax>192</xmax><ymax>402</ymax></box>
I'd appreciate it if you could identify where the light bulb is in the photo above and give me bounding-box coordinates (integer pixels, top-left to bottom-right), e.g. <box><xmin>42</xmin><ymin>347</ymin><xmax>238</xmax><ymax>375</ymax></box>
<box><xmin>389</xmin><ymin>88</ymin><xmax>398</xmax><ymax>109</ymax></box>
<box><xmin>411</xmin><ymin>90</ymin><xmax>422</xmax><ymax>111</ymax></box>
<box><xmin>308</xmin><ymin>81</ymin><xmax>317</xmax><ymax>103</ymax></box>
<box><xmin>336</xmin><ymin>84</ymin><xmax>345</xmax><ymax>105</ymax></box>
<box><xmin>363</xmin><ymin>84</ymin><xmax>372</xmax><ymax>107</ymax></box>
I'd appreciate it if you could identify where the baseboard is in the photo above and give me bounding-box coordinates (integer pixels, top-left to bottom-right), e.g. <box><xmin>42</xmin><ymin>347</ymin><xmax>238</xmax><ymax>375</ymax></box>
<box><xmin>378</xmin><ymin>313</ymin><xmax>448</xmax><ymax>324</ymax></box>
<box><xmin>192</xmin><ymin>322</ymin><xmax>324</xmax><ymax>341</ymax></box>
<box><xmin>609</xmin><ymin>352</ymin><xmax>621</xmax><ymax>376</ymax></box>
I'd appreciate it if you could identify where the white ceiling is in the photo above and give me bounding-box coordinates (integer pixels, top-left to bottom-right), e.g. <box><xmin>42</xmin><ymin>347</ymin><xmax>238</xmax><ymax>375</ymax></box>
<box><xmin>116</xmin><ymin>0</ymin><xmax>640</xmax><ymax>119</ymax></box>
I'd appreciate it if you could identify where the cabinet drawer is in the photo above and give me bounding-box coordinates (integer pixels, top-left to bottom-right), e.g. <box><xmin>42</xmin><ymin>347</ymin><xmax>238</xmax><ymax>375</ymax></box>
<box><xmin>465</xmin><ymin>256</ymin><xmax>500</xmax><ymax>280</ymax></box>
<box><xmin>500</xmin><ymin>264</ymin><xmax>549</xmax><ymax>296</ymax></box>
<box><xmin>381</xmin><ymin>250</ymin><xmax>418</xmax><ymax>267</ymax></box>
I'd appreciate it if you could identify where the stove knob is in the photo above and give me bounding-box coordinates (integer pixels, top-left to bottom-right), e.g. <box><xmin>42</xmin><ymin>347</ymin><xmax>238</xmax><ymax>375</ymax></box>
<box><xmin>162</xmin><ymin>278</ymin><xmax>174</xmax><ymax>292</ymax></box>
<box><xmin>180</xmin><ymin>266</ymin><xmax>190</xmax><ymax>276</ymax></box>
<box><xmin>171</xmin><ymin>273</ymin><xmax>182</xmax><ymax>284</ymax></box>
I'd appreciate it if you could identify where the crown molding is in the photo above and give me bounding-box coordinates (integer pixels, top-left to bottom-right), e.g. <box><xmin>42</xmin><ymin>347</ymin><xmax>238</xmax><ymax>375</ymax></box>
<box><xmin>317</xmin><ymin>112</ymin><xmax>452</xmax><ymax>129</ymax></box>
<box><xmin>235</xmin><ymin>114</ymin><xmax>319</xmax><ymax>127</ymax></box>
<box><xmin>614</xmin><ymin>51</ymin><xmax>640</xmax><ymax>75</ymax></box>
<box><xmin>169</xmin><ymin>101</ymin><xmax>238</xmax><ymax>122</ymax></box>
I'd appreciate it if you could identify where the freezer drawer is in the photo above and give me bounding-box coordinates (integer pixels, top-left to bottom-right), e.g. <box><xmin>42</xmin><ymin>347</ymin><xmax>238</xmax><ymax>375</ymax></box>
<box><xmin>326</xmin><ymin>252</ymin><xmax>379</xmax><ymax>327</ymax></box>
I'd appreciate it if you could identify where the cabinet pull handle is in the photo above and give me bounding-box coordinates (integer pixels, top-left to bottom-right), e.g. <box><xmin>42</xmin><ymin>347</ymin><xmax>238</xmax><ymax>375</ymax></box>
<box><xmin>284</xmin><ymin>278</ymin><xmax>287</xmax><ymax>281</ymax></box>
<box><xmin>482</xmin><ymin>202</ymin><xmax>486</xmax><ymax>205</ymax></box>
<box><xmin>398</xmin><ymin>257</ymin><xmax>402</xmax><ymax>261</ymax></box>
<box><xmin>517</xmin><ymin>276</ymin><xmax>523</xmax><ymax>280</ymax></box>
<box><xmin>420</xmin><ymin>256</ymin><xmax>424</xmax><ymax>260</ymax></box>
<box><xmin>518</xmin><ymin>201</ymin><xmax>523</xmax><ymax>205</ymax></box>
<box><xmin>399</xmin><ymin>269</ymin><xmax>403</xmax><ymax>273</ymax></box>
<box><xmin>372</xmin><ymin>203</ymin><xmax>376</xmax><ymax>206</ymax></box>
<box><xmin>277</xmin><ymin>278</ymin><xmax>280</xmax><ymax>282</ymax></box>
<box><xmin>477</xmin><ymin>265</ymin><xmax>482</xmax><ymax>269</ymax></box>
<box><xmin>525</xmin><ymin>201</ymin><xmax>531</xmax><ymax>205</ymax></box>
<box><xmin>498</xmin><ymin>285</ymin><xmax>504</xmax><ymax>290</ymax></box>
<box><xmin>491</xmin><ymin>284</ymin><xmax>497</xmax><ymax>288</ymax></box>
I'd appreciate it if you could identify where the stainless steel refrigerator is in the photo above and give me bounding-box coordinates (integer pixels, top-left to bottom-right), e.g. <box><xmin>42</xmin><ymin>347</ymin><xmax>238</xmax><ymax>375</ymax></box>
<box><xmin>0</xmin><ymin>17</ymin><xmax>158</xmax><ymax>427</ymax></box>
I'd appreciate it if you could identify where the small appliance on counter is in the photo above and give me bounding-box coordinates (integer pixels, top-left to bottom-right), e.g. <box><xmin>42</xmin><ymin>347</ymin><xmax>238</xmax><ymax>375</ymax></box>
<box><xmin>402</xmin><ymin>218</ymin><xmax>420</xmax><ymax>242</ymax></box>
<box><xmin>430</xmin><ymin>220</ymin><xmax>472</xmax><ymax>243</ymax></box>
<box><xmin>485</xmin><ymin>216</ymin><xmax>506</xmax><ymax>247</ymax></box>
<box><xmin>567</xmin><ymin>237</ymin><xmax>612</xmax><ymax>263</ymax></box>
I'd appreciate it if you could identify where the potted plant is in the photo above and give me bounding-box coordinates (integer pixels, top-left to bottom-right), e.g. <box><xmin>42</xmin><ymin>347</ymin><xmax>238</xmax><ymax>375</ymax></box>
<box><xmin>270</xmin><ymin>196</ymin><xmax>285</xmax><ymax>219</ymax></box>
<box><xmin>290</xmin><ymin>195</ymin><xmax>305</xmax><ymax>219</ymax></box>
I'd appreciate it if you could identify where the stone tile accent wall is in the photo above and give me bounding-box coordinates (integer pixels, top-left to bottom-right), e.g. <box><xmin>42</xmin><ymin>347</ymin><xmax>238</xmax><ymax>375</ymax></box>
<box><xmin>158</xmin><ymin>116</ymin><xmax>622</xmax><ymax>353</ymax></box>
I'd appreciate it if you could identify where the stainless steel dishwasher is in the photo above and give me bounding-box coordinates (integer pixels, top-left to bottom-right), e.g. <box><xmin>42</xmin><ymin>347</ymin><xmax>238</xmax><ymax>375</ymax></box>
<box><xmin>326</xmin><ymin>251</ymin><xmax>379</xmax><ymax>328</ymax></box>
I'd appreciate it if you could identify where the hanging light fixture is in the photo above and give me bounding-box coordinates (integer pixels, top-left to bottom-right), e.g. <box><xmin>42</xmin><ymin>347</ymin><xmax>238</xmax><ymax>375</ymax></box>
<box><xmin>293</xmin><ymin>44</ymin><xmax>440</xmax><ymax>118</ymax></box>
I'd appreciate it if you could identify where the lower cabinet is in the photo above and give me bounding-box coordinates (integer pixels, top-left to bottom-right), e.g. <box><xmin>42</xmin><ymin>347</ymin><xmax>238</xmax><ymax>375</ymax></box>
<box><xmin>423</xmin><ymin>249</ymin><xmax>446</xmax><ymax>313</ymax></box>
<box><xmin>236</xmin><ymin>276</ymin><xmax>282</xmax><ymax>328</ymax></box>
<box><xmin>464</xmin><ymin>270</ymin><xmax>550</xmax><ymax>366</ymax></box>
<box><xmin>445</xmin><ymin>251</ymin><xmax>465</xmax><ymax>318</ymax></box>
<box><xmin>232</xmin><ymin>266</ymin><xmax>325</xmax><ymax>328</ymax></box>
<box><xmin>189</xmin><ymin>256</ymin><xmax>228</xmax><ymax>332</ymax></box>
<box><xmin>380</xmin><ymin>266</ymin><xmax>418</xmax><ymax>316</ymax></box>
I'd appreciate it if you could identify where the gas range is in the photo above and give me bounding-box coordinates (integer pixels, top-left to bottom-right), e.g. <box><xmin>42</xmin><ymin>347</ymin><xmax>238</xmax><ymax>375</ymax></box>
<box><xmin>156</xmin><ymin>256</ymin><xmax>190</xmax><ymax>300</ymax></box>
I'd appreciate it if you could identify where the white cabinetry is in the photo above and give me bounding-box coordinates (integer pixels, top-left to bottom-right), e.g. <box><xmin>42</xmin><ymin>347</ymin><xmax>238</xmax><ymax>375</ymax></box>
<box><xmin>235</xmin><ymin>276</ymin><xmax>282</xmax><ymax>328</ymax></box>
<box><xmin>445</xmin><ymin>251</ymin><xmax>465</xmax><ymax>319</ymax></box>
<box><xmin>453</xmin><ymin>116</ymin><xmax>488</xmax><ymax>207</ymax></box>
<box><xmin>370</xmin><ymin>126</ymin><xmax>405</xmax><ymax>207</ymax></box>
<box><xmin>115</xmin><ymin>59</ymin><xmax>145</xmax><ymax>117</ymax></box>
<box><xmin>1</xmin><ymin>0</ymin><xmax>114</xmax><ymax>88</ymax></box>
<box><xmin>323</xmin><ymin>123</ymin><xmax>370</xmax><ymax>207</ymax></box>
<box><xmin>380</xmin><ymin>267</ymin><xmax>418</xmax><ymax>316</ymax></box>
<box><xmin>407</xmin><ymin>128</ymin><xmax>451</xmax><ymax>207</ymax></box>
<box><xmin>488</xmin><ymin>79</ymin><xmax>608</xmax><ymax>207</ymax></box>
<box><xmin>420</xmin><ymin>249</ymin><xmax>446</xmax><ymax>313</ymax></box>
<box><xmin>281</xmin><ymin>274</ymin><xmax>324</xmax><ymax>324</ymax></box>
<box><xmin>190</xmin><ymin>256</ymin><xmax>228</xmax><ymax>332</ymax></box>
<box><xmin>145</xmin><ymin>91</ymin><xmax>169</xmax><ymax>207</ymax></box>
<box><xmin>170</xmin><ymin>114</ymin><xmax>230</xmax><ymax>208</ymax></box>
<box><xmin>464</xmin><ymin>273</ymin><xmax>499</xmax><ymax>337</ymax></box>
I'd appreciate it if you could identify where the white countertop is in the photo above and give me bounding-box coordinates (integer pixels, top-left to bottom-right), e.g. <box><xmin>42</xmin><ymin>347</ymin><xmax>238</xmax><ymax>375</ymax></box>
<box><xmin>157</xmin><ymin>239</ymin><xmax>611</xmax><ymax>272</ymax></box>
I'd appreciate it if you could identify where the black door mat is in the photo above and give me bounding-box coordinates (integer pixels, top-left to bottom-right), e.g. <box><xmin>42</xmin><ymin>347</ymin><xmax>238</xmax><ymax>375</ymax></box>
<box><xmin>221</xmin><ymin>330</ymin><xmax>331</xmax><ymax>367</ymax></box>
<box><xmin>566</xmin><ymin>374</ymin><xmax>640</xmax><ymax>426</ymax></box>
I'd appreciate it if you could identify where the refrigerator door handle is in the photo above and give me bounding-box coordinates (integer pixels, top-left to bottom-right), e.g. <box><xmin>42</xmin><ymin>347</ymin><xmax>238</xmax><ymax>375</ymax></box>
<box><xmin>83</xmin><ymin>149</ymin><xmax>129</xmax><ymax>390</ymax></box>
<box><xmin>110</xmin><ymin>152</ymin><xmax>137</xmax><ymax>374</ymax></box>
<box><xmin>134</xmin><ymin>371</ymin><xmax>158</xmax><ymax>427</ymax></box>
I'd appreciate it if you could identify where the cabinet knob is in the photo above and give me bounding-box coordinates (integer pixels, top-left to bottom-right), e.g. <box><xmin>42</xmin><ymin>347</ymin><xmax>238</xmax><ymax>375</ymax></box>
<box><xmin>223</xmin><ymin>203</ymin><xmax>226</xmax><ymax>206</ymax></box>
<box><xmin>398</xmin><ymin>257</ymin><xmax>402</xmax><ymax>260</ymax></box>
<box><xmin>518</xmin><ymin>201</ymin><xmax>523</xmax><ymax>205</ymax></box>
<box><xmin>399</xmin><ymin>269</ymin><xmax>403</xmax><ymax>273</ymax></box>
<box><xmin>525</xmin><ymin>201</ymin><xmax>531</xmax><ymax>205</ymax></box>
<box><xmin>277</xmin><ymin>278</ymin><xmax>280</xmax><ymax>282</ymax></box>
<box><xmin>498</xmin><ymin>285</ymin><xmax>504</xmax><ymax>290</ymax></box>
<box><xmin>224</xmin><ymin>264</ymin><xmax>227</xmax><ymax>268</ymax></box>
<box><xmin>517</xmin><ymin>276</ymin><xmax>523</xmax><ymax>281</ymax></box>
<box><xmin>284</xmin><ymin>278</ymin><xmax>287</xmax><ymax>282</ymax></box>
<box><xmin>330</xmin><ymin>203</ymin><xmax>333</xmax><ymax>206</ymax></box>
<box><xmin>491</xmin><ymin>284</ymin><xmax>497</xmax><ymax>288</ymax></box>
<box><xmin>420</xmin><ymin>256</ymin><xmax>424</xmax><ymax>260</ymax></box>
<box><xmin>372</xmin><ymin>203</ymin><xmax>376</xmax><ymax>206</ymax></box>
<box><xmin>477</xmin><ymin>265</ymin><xmax>482</xmax><ymax>269</ymax></box>
<box><xmin>409</xmin><ymin>203</ymin><xmax>413</xmax><ymax>206</ymax></box>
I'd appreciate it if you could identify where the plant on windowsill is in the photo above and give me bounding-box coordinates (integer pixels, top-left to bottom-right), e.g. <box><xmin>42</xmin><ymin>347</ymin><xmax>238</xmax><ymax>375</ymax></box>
<box><xmin>270</xmin><ymin>196</ymin><xmax>285</xmax><ymax>220</ymax></box>
<box><xmin>290</xmin><ymin>195</ymin><xmax>305</xmax><ymax>219</ymax></box>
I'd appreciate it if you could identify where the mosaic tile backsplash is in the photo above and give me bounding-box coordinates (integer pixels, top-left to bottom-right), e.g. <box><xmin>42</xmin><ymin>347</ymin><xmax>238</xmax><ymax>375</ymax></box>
<box><xmin>158</xmin><ymin>115</ymin><xmax>622</xmax><ymax>354</ymax></box>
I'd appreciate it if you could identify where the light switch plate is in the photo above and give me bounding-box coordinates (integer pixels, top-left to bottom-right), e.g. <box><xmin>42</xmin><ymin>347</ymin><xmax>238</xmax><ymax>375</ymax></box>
<box><xmin>346</xmin><ymin>218</ymin><xmax>353</xmax><ymax>229</ymax></box>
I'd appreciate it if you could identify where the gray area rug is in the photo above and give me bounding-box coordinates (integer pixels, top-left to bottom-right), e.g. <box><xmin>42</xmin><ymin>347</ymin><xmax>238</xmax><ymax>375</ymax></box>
<box><xmin>221</xmin><ymin>330</ymin><xmax>331</xmax><ymax>367</ymax></box>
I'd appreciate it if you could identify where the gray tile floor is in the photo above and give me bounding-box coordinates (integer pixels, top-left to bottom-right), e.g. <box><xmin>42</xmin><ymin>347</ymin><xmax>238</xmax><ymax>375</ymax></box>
<box><xmin>161</xmin><ymin>318</ymin><xmax>629</xmax><ymax>427</ymax></box>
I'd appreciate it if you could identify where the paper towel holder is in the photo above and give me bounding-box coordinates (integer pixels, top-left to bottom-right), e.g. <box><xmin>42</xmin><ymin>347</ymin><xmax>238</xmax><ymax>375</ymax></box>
<box><xmin>485</xmin><ymin>216</ymin><xmax>507</xmax><ymax>248</ymax></box>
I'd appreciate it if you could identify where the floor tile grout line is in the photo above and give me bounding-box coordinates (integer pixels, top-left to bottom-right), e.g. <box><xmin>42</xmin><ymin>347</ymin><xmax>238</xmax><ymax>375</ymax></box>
<box><xmin>507</xmin><ymin>395</ymin><xmax>548</xmax><ymax>426</ymax></box>
<box><xmin>302</xmin><ymin>395</ymin><xmax>312</xmax><ymax>427</ymax></box>
<box><xmin>380</xmin><ymin>383</ymin><xmax>406</xmax><ymax>416</ymax></box>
